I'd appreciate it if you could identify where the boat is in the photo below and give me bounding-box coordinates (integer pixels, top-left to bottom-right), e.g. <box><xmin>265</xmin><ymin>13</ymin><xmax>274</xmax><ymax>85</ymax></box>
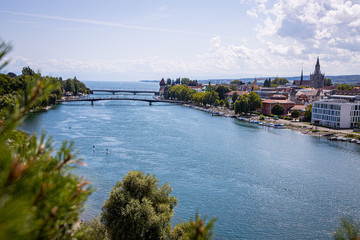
<box><xmin>273</xmin><ymin>124</ymin><xmax>285</xmax><ymax>129</ymax></box>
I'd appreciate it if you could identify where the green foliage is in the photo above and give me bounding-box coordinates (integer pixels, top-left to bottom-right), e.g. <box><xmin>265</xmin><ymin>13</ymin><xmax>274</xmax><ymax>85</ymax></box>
<box><xmin>234</xmin><ymin>92</ymin><xmax>262</xmax><ymax>115</ymax></box>
<box><xmin>334</xmin><ymin>217</ymin><xmax>360</xmax><ymax>240</ymax></box>
<box><xmin>76</xmin><ymin>216</ymin><xmax>109</xmax><ymax>240</ymax></box>
<box><xmin>234</xmin><ymin>95</ymin><xmax>249</xmax><ymax>115</ymax></box>
<box><xmin>304</xmin><ymin>104</ymin><xmax>312</xmax><ymax>122</ymax></box>
<box><xmin>0</xmin><ymin>41</ymin><xmax>12</xmax><ymax>70</ymax></box>
<box><xmin>224</xmin><ymin>98</ymin><xmax>230</xmax><ymax>108</ymax></box>
<box><xmin>181</xmin><ymin>78</ymin><xmax>191</xmax><ymax>85</ymax></box>
<box><xmin>263</xmin><ymin>78</ymin><xmax>271</xmax><ymax>87</ymax></box>
<box><xmin>22</xmin><ymin>66</ymin><xmax>35</xmax><ymax>76</ymax></box>
<box><xmin>203</xmin><ymin>91</ymin><xmax>219</xmax><ymax>106</ymax></box>
<box><xmin>62</xmin><ymin>76</ymin><xmax>90</xmax><ymax>95</ymax></box>
<box><xmin>167</xmin><ymin>78</ymin><xmax>172</xmax><ymax>86</ymax></box>
<box><xmin>271</xmin><ymin>77</ymin><xmax>289</xmax><ymax>86</ymax></box>
<box><xmin>214</xmin><ymin>99</ymin><xmax>220</xmax><ymax>107</ymax></box>
<box><xmin>337</xmin><ymin>84</ymin><xmax>354</xmax><ymax>91</ymax></box>
<box><xmin>0</xmin><ymin>76</ymin><xmax>92</xmax><ymax>239</ymax></box>
<box><xmin>215</xmin><ymin>85</ymin><xmax>231</xmax><ymax>100</ymax></box>
<box><xmin>230</xmin><ymin>79</ymin><xmax>240</xmax><ymax>85</ymax></box>
<box><xmin>168</xmin><ymin>85</ymin><xmax>196</xmax><ymax>101</ymax></box>
<box><xmin>231</xmin><ymin>92</ymin><xmax>239</xmax><ymax>104</ymax></box>
<box><xmin>259</xmin><ymin>115</ymin><xmax>265</xmax><ymax>120</ymax></box>
<box><xmin>271</xmin><ymin>103</ymin><xmax>285</xmax><ymax>116</ymax></box>
<box><xmin>187</xmin><ymin>214</ymin><xmax>216</xmax><ymax>240</ymax></box>
<box><xmin>248</xmin><ymin>92</ymin><xmax>262</xmax><ymax>112</ymax></box>
<box><xmin>324</xmin><ymin>78</ymin><xmax>332</xmax><ymax>86</ymax></box>
<box><xmin>101</xmin><ymin>170</ymin><xmax>178</xmax><ymax>240</ymax></box>
<box><xmin>291</xmin><ymin>109</ymin><xmax>300</xmax><ymax>120</ymax></box>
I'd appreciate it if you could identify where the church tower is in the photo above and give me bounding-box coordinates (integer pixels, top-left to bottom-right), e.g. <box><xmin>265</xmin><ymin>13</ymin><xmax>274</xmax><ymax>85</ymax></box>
<box><xmin>310</xmin><ymin>57</ymin><xmax>325</xmax><ymax>88</ymax></box>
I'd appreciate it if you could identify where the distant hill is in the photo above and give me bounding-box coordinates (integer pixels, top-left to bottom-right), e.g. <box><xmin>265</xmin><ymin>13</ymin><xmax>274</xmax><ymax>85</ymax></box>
<box><xmin>144</xmin><ymin>75</ymin><xmax>360</xmax><ymax>85</ymax></box>
<box><xmin>196</xmin><ymin>75</ymin><xmax>360</xmax><ymax>85</ymax></box>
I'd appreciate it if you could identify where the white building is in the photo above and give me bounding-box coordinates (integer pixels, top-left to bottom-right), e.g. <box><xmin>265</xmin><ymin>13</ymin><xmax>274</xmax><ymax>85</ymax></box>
<box><xmin>312</xmin><ymin>97</ymin><xmax>360</xmax><ymax>128</ymax></box>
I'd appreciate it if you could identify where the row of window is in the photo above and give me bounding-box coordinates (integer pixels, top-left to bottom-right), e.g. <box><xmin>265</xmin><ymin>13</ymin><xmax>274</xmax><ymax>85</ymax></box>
<box><xmin>351</xmin><ymin>105</ymin><xmax>360</xmax><ymax>110</ymax></box>
<box><xmin>351</xmin><ymin>116</ymin><xmax>360</xmax><ymax>123</ymax></box>
<box><xmin>313</xmin><ymin>103</ymin><xmax>341</xmax><ymax>110</ymax></box>
<box><xmin>313</xmin><ymin>108</ymin><xmax>340</xmax><ymax>116</ymax></box>
<box><xmin>312</xmin><ymin>114</ymin><xmax>340</xmax><ymax>122</ymax></box>
<box><xmin>350</xmin><ymin>111</ymin><xmax>360</xmax><ymax>116</ymax></box>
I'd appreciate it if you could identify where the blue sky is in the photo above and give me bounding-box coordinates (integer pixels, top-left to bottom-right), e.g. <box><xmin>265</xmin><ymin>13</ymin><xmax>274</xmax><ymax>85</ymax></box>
<box><xmin>1</xmin><ymin>0</ymin><xmax>360</xmax><ymax>81</ymax></box>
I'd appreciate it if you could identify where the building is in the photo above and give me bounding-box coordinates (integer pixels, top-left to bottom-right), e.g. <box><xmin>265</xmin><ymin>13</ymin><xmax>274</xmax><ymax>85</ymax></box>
<box><xmin>224</xmin><ymin>91</ymin><xmax>249</xmax><ymax>104</ymax></box>
<box><xmin>293</xmin><ymin>57</ymin><xmax>325</xmax><ymax>88</ymax></box>
<box><xmin>310</xmin><ymin>57</ymin><xmax>325</xmax><ymax>88</ymax></box>
<box><xmin>262</xmin><ymin>95</ymin><xmax>295</xmax><ymax>115</ymax></box>
<box><xmin>312</xmin><ymin>97</ymin><xmax>360</xmax><ymax>128</ymax></box>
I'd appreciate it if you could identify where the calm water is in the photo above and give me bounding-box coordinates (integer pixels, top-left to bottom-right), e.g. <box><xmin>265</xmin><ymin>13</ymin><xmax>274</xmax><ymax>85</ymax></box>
<box><xmin>20</xmin><ymin>81</ymin><xmax>360</xmax><ymax>239</ymax></box>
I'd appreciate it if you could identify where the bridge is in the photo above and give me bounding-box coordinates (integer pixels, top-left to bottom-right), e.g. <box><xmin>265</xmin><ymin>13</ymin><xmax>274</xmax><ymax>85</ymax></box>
<box><xmin>56</xmin><ymin>97</ymin><xmax>186</xmax><ymax>105</ymax></box>
<box><xmin>90</xmin><ymin>89</ymin><xmax>160</xmax><ymax>95</ymax></box>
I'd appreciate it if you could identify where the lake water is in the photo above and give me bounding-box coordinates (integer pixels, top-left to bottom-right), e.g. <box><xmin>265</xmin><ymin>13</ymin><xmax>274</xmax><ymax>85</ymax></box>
<box><xmin>20</xmin><ymin>81</ymin><xmax>360</xmax><ymax>239</ymax></box>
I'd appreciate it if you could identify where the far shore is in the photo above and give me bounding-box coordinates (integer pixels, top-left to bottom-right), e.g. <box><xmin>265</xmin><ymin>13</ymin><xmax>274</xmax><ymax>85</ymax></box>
<box><xmin>183</xmin><ymin>103</ymin><xmax>360</xmax><ymax>143</ymax></box>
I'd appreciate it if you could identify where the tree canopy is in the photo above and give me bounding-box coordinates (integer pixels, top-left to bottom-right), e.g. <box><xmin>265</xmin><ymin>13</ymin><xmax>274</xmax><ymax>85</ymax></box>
<box><xmin>215</xmin><ymin>85</ymin><xmax>230</xmax><ymax>100</ymax></box>
<box><xmin>271</xmin><ymin>77</ymin><xmax>289</xmax><ymax>86</ymax></box>
<box><xmin>0</xmin><ymin>74</ymin><xmax>92</xmax><ymax>239</ymax></box>
<box><xmin>101</xmin><ymin>171</ymin><xmax>178</xmax><ymax>240</ymax></box>
<box><xmin>271</xmin><ymin>103</ymin><xmax>285</xmax><ymax>116</ymax></box>
<box><xmin>234</xmin><ymin>92</ymin><xmax>262</xmax><ymax>115</ymax></box>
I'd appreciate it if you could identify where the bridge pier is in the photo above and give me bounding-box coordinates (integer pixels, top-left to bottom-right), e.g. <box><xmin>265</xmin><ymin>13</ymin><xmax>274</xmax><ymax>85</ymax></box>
<box><xmin>91</xmin><ymin>101</ymin><xmax>94</xmax><ymax>106</ymax></box>
<box><xmin>149</xmin><ymin>102</ymin><xmax>152</xmax><ymax>106</ymax></box>
<box><xmin>112</xmin><ymin>92</ymin><xmax>115</xmax><ymax>95</ymax></box>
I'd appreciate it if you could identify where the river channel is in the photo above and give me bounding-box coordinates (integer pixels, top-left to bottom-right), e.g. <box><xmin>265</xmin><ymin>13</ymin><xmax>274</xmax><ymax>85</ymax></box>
<box><xmin>20</xmin><ymin>81</ymin><xmax>360</xmax><ymax>239</ymax></box>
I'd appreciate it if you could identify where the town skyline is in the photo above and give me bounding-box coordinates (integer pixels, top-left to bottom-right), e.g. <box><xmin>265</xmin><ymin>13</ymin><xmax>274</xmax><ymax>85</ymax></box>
<box><xmin>1</xmin><ymin>0</ymin><xmax>360</xmax><ymax>81</ymax></box>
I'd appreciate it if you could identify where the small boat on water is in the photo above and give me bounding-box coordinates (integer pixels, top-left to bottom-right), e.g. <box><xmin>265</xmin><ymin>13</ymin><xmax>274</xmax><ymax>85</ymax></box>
<box><xmin>274</xmin><ymin>124</ymin><xmax>285</xmax><ymax>129</ymax></box>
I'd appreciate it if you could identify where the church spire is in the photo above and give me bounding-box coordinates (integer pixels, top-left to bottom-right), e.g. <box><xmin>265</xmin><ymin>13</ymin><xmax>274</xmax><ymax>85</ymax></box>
<box><xmin>300</xmin><ymin>68</ymin><xmax>303</xmax><ymax>85</ymax></box>
<box><xmin>315</xmin><ymin>56</ymin><xmax>321</xmax><ymax>74</ymax></box>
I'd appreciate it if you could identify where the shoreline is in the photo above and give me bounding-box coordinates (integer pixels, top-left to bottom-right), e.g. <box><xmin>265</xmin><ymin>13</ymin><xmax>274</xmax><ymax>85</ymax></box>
<box><xmin>183</xmin><ymin>103</ymin><xmax>360</xmax><ymax>145</ymax></box>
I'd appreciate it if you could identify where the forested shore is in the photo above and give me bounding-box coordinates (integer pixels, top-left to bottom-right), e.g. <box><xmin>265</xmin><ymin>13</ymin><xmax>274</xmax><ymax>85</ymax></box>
<box><xmin>0</xmin><ymin>66</ymin><xmax>89</xmax><ymax>112</ymax></box>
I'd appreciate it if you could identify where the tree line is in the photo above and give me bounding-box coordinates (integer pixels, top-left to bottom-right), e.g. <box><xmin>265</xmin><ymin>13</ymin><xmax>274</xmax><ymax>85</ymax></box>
<box><xmin>0</xmin><ymin>66</ymin><xmax>90</xmax><ymax>112</ymax></box>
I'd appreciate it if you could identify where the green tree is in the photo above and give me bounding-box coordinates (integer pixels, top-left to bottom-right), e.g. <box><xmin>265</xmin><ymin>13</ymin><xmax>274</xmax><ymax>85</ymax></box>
<box><xmin>203</xmin><ymin>90</ymin><xmax>219</xmax><ymax>106</ymax></box>
<box><xmin>232</xmin><ymin>92</ymin><xmax>239</xmax><ymax>104</ymax></box>
<box><xmin>248</xmin><ymin>92</ymin><xmax>262</xmax><ymax>113</ymax></box>
<box><xmin>214</xmin><ymin>99</ymin><xmax>220</xmax><ymax>107</ymax></box>
<box><xmin>215</xmin><ymin>85</ymin><xmax>230</xmax><ymax>100</ymax></box>
<box><xmin>324</xmin><ymin>78</ymin><xmax>332</xmax><ymax>86</ymax></box>
<box><xmin>234</xmin><ymin>95</ymin><xmax>249</xmax><ymax>115</ymax></box>
<box><xmin>187</xmin><ymin>214</ymin><xmax>216</xmax><ymax>240</ymax></box>
<box><xmin>230</xmin><ymin>79</ymin><xmax>240</xmax><ymax>85</ymax></box>
<box><xmin>291</xmin><ymin>109</ymin><xmax>300</xmax><ymax>120</ymax></box>
<box><xmin>271</xmin><ymin>103</ymin><xmax>285</xmax><ymax>116</ymax></box>
<box><xmin>0</xmin><ymin>77</ymin><xmax>92</xmax><ymax>239</ymax></box>
<box><xmin>0</xmin><ymin>40</ymin><xmax>12</xmax><ymax>70</ymax></box>
<box><xmin>334</xmin><ymin>217</ymin><xmax>360</xmax><ymax>240</ymax></box>
<box><xmin>22</xmin><ymin>66</ymin><xmax>35</xmax><ymax>76</ymax></box>
<box><xmin>337</xmin><ymin>84</ymin><xmax>353</xmax><ymax>91</ymax></box>
<box><xmin>271</xmin><ymin>77</ymin><xmax>289</xmax><ymax>86</ymax></box>
<box><xmin>167</xmin><ymin>78</ymin><xmax>172</xmax><ymax>85</ymax></box>
<box><xmin>175</xmin><ymin>78</ymin><xmax>181</xmax><ymax>85</ymax></box>
<box><xmin>181</xmin><ymin>78</ymin><xmax>191</xmax><ymax>85</ymax></box>
<box><xmin>304</xmin><ymin>104</ymin><xmax>312</xmax><ymax>122</ymax></box>
<box><xmin>101</xmin><ymin>170</ymin><xmax>178</xmax><ymax>240</ymax></box>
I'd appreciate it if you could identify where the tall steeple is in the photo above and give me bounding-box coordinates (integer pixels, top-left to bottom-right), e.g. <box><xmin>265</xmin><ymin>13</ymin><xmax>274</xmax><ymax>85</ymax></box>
<box><xmin>314</xmin><ymin>56</ymin><xmax>321</xmax><ymax>74</ymax></box>
<box><xmin>300</xmin><ymin>68</ymin><xmax>303</xmax><ymax>85</ymax></box>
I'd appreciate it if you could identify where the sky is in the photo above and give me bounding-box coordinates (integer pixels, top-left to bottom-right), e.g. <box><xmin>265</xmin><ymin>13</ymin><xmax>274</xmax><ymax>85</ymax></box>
<box><xmin>0</xmin><ymin>0</ymin><xmax>360</xmax><ymax>81</ymax></box>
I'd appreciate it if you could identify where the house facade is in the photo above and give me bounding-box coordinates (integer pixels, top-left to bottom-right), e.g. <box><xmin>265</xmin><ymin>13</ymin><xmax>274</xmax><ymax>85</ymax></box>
<box><xmin>312</xmin><ymin>99</ymin><xmax>360</xmax><ymax>128</ymax></box>
<box><xmin>262</xmin><ymin>95</ymin><xmax>295</xmax><ymax>115</ymax></box>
